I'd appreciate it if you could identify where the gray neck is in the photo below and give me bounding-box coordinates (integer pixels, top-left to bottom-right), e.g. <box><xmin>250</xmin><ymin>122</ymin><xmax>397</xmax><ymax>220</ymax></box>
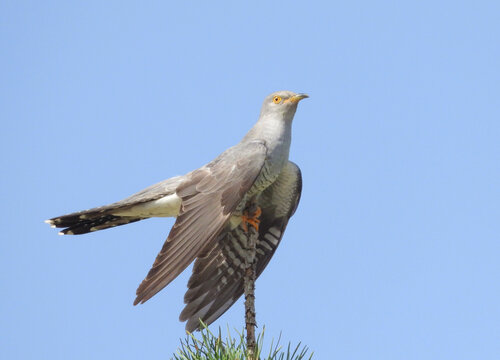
<box><xmin>242</xmin><ymin>110</ymin><xmax>296</xmax><ymax>166</ymax></box>
<box><xmin>243</xmin><ymin>112</ymin><xmax>293</xmax><ymax>149</ymax></box>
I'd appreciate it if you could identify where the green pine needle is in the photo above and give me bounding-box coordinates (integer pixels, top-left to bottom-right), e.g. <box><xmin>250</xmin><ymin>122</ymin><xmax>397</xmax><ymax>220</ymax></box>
<box><xmin>171</xmin><ymin>322</ymin><xmax>313</xmax><ymax>360</ymax></box>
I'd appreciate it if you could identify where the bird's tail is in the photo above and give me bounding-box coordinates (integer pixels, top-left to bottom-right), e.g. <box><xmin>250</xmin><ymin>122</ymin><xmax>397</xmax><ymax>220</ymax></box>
<box><xmin>46</xmin><ymin>176</ymin><xmax>185</xmax><ymax>235</ymax></box>
<box><xmin>45</xmin><ymin>208</ymin><xmax>144</xmax><ymax>235</ymax></box>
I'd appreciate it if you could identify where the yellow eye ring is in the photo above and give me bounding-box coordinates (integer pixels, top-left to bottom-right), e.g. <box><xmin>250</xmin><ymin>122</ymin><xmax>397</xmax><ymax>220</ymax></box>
<box><xmin>273</xmin><ymin>96</ymin><xmax>282</xmax><ymax>104</ymax></box>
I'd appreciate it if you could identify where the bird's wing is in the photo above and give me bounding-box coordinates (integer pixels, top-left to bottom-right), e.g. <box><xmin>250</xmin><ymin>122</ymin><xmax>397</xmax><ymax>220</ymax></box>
<box><xmin>179</xmin><ymin>161</ymin><xmax>302</xmax><ymax>331</ymax></box>
<box><xmin>134</xmin><ymin>141</ymin><xmax>268</xmax><ymax>305</ymax></box>
<box><xmin>45</xmin><ymin>176</ymin><xmax>185</xmax><ymax>234</ymax></box>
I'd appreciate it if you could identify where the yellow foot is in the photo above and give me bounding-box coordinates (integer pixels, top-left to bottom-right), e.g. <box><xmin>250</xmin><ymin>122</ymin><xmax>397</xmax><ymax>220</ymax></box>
<box><xmin>241</xmin><ymin>207</ymin><xmax>262</xmax><ymax>232</ymax></box>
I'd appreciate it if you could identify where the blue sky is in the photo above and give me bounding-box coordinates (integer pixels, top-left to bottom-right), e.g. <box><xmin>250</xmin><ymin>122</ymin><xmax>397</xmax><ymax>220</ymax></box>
<box><xmin>1</xmin><ymin>1</ymin><xmax>499</xmax><ymax>359</ymax></box>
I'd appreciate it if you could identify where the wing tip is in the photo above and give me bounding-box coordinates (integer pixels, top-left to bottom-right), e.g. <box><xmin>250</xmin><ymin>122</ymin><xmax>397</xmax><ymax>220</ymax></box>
<box><xmin>134</xmin><ymin>286</ymin><xmax>151</xmax><ymax>306</ymax></box>
<box><xmin>133</xmin><ymin>291</ymin><xmax>148</xmax><ymax>305</ymax></box>
<box><xmin>185</xmin><ymin>320</ymin><xmax>200</xmax><ymax>333</ymax></box>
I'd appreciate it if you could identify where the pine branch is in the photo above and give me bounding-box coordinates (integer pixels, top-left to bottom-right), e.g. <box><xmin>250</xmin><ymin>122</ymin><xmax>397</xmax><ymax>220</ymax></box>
<box><xmin>172</xmin><ymin>323</ymin><xmax>313</xmax><ymax>360</ymax></box>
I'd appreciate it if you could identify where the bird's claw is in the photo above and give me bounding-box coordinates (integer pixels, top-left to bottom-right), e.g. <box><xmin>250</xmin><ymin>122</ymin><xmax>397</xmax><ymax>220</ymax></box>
<box><xmin>241</xmin><ymin>207</ymin><xmax>262</xmax><ymax>232</ymax></box>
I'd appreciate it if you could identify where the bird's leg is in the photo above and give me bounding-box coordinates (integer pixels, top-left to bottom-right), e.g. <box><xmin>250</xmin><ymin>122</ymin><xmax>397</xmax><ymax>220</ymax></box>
<box><xmin>241</xmin><ymin>206</ymin><xmax>262</xmax><ymax>232</ymax></box>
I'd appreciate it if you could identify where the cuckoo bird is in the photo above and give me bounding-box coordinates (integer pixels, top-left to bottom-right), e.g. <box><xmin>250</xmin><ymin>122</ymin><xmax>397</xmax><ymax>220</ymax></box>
<box><xmin>46</xmin><ymin>91</ymin><xmax>308</xmax><ymax>331</ymax></box>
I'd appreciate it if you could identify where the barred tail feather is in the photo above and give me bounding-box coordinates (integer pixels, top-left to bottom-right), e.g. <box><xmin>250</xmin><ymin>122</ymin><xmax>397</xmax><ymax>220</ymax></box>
<box><xmin>45</xmin><ymin>210</ymin><xmax>144</xmax><ymax>235</ymax></box>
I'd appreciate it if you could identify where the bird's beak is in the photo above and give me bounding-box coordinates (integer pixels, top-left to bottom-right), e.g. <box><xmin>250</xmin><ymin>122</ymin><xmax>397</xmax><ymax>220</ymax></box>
<box><xmin>286</xmin><ymin>93</ymin><xmax>309</xmax><ymax>104</ymax></box>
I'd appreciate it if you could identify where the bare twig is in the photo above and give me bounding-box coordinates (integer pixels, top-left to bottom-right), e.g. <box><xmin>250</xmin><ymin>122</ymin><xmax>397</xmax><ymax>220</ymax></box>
<box><xmin>243</xmin><ymin>210</ymin><xmax>259</xmax><ymax>359</ymax></box>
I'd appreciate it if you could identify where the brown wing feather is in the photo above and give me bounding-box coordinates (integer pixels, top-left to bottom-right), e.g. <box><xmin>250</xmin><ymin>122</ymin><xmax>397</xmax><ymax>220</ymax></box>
<box><xmin>180</xmin><ymin>161</ymin><xmax>302</xmax><ymax>331</ymax></box>
<box><xmin>134</xmin><ymin>141</ymin><xmax>268</xmax><ymax>305</ymax></box>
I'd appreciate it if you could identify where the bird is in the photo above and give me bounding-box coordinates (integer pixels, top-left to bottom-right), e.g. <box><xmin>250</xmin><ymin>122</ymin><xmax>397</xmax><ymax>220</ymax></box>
<box><xmin>46</xmin><ymin>90</ymin><xmax>308</xmax><ymax>332</ymax></box>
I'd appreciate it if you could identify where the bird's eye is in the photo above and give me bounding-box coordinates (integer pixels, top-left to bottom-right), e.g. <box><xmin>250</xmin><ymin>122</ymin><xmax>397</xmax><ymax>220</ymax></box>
<box><xmin>273</xmin><ymin>96</ymin><xmax>282</xmax><ymax>104</ymax></box>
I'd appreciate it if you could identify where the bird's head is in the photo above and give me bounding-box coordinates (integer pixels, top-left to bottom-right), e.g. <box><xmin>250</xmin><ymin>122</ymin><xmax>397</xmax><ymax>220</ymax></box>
<box><xmin>260</xmin><ymin>91</ymin><xmax>309</xmax><ymax>120</ymax></box>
